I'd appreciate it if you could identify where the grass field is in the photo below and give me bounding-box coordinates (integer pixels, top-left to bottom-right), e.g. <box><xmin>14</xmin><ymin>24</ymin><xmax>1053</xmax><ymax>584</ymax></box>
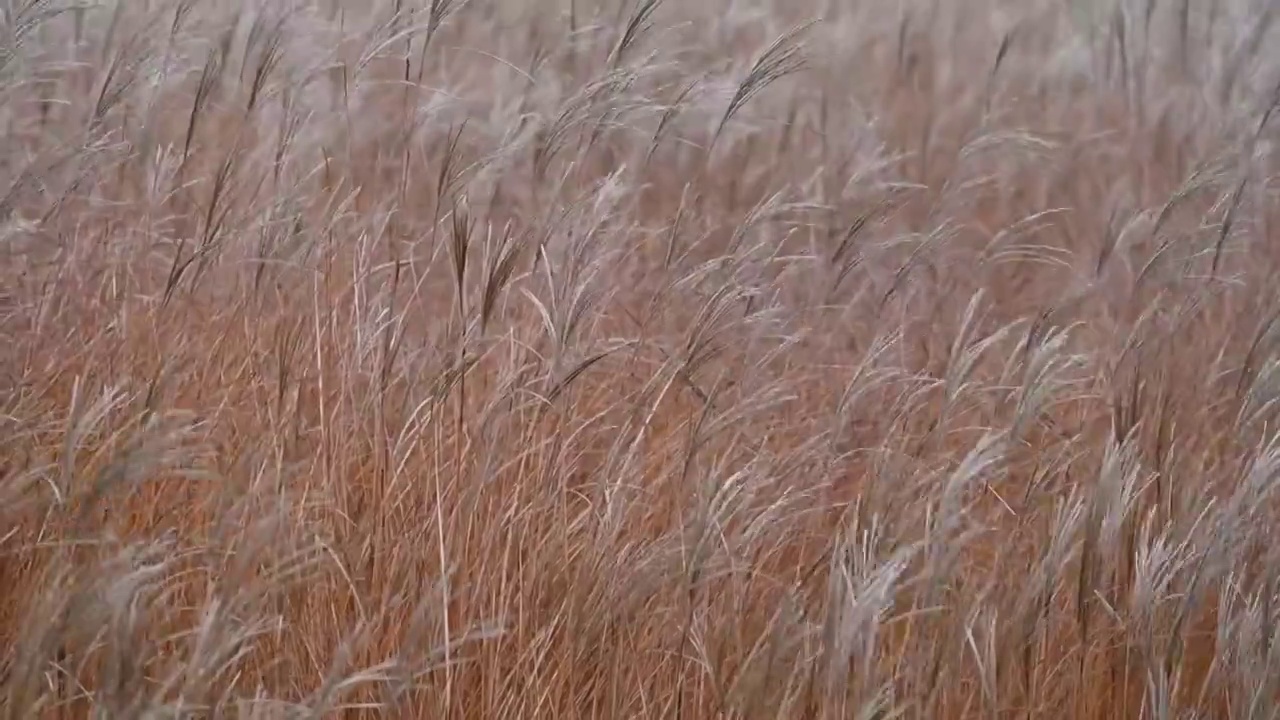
<box><xmin>3</xmin><ymin>0</ymin><xmax>1280</xmax><ymax>717</ymax></box>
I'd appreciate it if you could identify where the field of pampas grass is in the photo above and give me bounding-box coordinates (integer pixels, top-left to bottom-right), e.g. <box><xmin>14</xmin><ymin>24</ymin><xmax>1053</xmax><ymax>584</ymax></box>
<box><xmin>4</xmin><ymin>0</ymin><xmax>1280</xmax><ymax>717</ymax></box>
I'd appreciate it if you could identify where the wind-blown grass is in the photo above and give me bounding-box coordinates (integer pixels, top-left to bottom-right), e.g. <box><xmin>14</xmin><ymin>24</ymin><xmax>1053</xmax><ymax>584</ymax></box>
<box><xmin>2</xmin><ymin>0</ymin><xmax>1280</xmax><ymax>717</ymax></box>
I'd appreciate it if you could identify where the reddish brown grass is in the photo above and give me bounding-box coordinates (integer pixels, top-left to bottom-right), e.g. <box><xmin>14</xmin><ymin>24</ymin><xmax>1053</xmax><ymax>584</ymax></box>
<box><xmin>4</xmin><ymin>0</ymin><xmax>1280</xmax><ymax>717</ymax></box>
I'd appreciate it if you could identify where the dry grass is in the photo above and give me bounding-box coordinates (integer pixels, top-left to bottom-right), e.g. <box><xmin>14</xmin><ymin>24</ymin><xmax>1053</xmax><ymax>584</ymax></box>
<box><xmin>2</xmin><ymin>0</ymin><xmax>1280</xmax><ymax>717</ymax></box>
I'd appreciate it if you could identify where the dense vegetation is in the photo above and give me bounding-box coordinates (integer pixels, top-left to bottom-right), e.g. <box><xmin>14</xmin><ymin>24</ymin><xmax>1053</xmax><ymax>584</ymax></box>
<box><xmin>3</xmin><ymin>0</ymin><xmax>1280</xmax><ymax>717</ymax></box>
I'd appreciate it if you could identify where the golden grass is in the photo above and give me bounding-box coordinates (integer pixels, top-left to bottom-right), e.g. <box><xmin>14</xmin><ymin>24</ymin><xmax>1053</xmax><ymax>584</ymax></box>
<box><xmin>3</xmin><ymin>0</ymin><xmax>1280</xmax><ymax>717</ymax></box>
